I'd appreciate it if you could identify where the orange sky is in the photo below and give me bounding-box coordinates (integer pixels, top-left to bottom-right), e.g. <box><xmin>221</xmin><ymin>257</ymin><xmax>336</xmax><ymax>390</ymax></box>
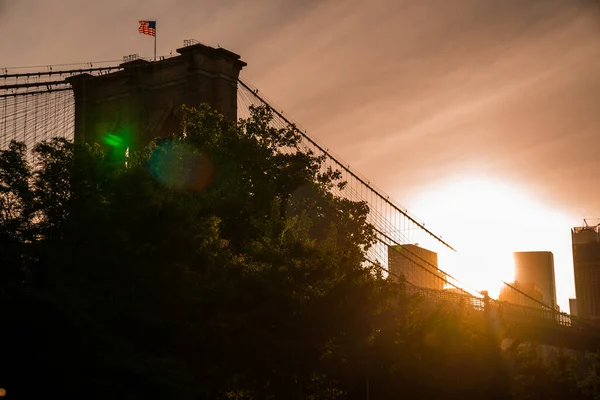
<box><xmin>2</xmin><ymin>0</ymin><xmax>600</xmax><ymax>311</ymax></box>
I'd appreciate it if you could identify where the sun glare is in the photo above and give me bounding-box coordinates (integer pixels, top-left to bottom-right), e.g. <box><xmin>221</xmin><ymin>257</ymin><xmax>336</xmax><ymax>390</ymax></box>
<box><xmin>408</xmin><ymin>176</ymin><xmax>575</xmax><ymax>302</ymax></box>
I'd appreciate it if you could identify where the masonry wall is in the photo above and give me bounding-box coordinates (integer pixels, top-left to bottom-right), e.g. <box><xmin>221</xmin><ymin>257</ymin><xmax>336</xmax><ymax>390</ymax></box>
<box><xmin>67</xmin><ymin>43</ymin><xmax>246</xmax><ymax>153</ymax></box>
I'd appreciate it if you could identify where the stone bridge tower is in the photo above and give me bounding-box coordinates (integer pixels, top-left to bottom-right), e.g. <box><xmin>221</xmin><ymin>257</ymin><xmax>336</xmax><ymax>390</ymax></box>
<box><xmin>67</xmin><ymin>43</ymin><xmax>246</xmax><ymax>153</ymax></box>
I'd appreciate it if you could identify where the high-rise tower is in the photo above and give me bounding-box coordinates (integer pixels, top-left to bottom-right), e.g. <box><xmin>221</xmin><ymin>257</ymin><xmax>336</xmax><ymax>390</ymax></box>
<box><xmin>572</xmin><ymin>222</ymin><xmax>600</xmax><ymax>322</ymax></box>
<box><xmin>513</xmin><ymin>251</ymin><xmax>557</xmax><ymax>310</ymax></box>
<box><xmin>388</xmin><ymin>244</ymin><xmax>445</xmax><ymax>290</ymax></box>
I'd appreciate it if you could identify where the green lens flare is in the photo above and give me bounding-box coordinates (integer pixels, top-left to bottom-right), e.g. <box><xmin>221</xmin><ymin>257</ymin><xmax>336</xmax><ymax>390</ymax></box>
<box><xmin>103</xmin><ymin>133</ymin><xmax>126</xmax><ymax>148</ymax></box>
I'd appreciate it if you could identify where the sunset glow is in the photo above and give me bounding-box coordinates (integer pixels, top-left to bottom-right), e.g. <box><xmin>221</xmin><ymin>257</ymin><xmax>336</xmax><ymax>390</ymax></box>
<box><xmin>408</xmin><ymin>176</ymin><xmax>576</xmax><ymax>306</ymax></box>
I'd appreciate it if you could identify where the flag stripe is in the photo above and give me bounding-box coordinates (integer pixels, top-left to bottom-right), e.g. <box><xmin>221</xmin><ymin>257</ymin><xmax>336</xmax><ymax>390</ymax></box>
<box><xmin>138</xmin><ymin>20</ymin><xmax>156</xmax><ymax>37</ymax></box>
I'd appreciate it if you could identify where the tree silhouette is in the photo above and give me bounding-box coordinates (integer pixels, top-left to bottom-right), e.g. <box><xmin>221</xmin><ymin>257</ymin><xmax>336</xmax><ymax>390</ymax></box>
<box><xmin>0</xmin><ymin>104</ymin><xmax>594</xmax><ymax>399</ymax></box>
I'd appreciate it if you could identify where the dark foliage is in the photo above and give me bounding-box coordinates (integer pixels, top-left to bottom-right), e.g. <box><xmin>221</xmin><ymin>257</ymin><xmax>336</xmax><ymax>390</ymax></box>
<box><xmin>0</xmin><ymin>105</ymin><xmax>595</xmax><ymax>399</ymax></box>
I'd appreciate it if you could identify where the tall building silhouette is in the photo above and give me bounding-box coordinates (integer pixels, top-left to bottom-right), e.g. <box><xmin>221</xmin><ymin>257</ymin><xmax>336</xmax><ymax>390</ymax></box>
<box><xmin>572</xmin><ymin>223</ymin><xmax>600</xmax><ymax>322</ymax></box>
<box><xmin>569</xmin><ymin>298</ymin><xmax>578</xmax><ymax>317</ymax></box>
<box><xmin>388</xmin><ymin>244</ymin><xmax>445</xmax><ymax>290</ymax></box>
<box><xmin>513</xmin><ymin>251</ymin><xmax>557</xmax><ymax>310</ymax></box>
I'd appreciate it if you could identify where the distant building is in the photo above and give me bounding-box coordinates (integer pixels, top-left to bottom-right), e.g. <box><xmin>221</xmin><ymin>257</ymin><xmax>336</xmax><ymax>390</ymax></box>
<box><xmin>572</xmin><ymin>223</ymin><xmax>600</xmax><ymax>322</ymax></box>
<box><xmin>569</xmin><ymin>298</ymin><xmax>578</xmax><ymax>317</ymax></box>
<box><xmin>388</xmin><ymin>244</ymin><xmax>445</xmax><ymax>290</ymax></box>
<box><xmin>513</xmin><ymin>251</ymin><xmax>557</xmax><ymax>309</ymax></box>
<box><xmin>499</xmin><ymin>281</ymin><xmax>545</xmax><ymax>308</ymax></box>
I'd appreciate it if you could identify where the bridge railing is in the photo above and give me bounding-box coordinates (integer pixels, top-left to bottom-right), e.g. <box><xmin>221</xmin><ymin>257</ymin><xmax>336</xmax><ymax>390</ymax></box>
<box><xmin>490</xmin><ymin>299</ymin><xmax>580</xmax><ymax>329</ymax></box>
<box><xmin>403</xmin><ymin>284</ymin><xmax>579</xmax><ymax>329</ymax></box>
<box><xmin>404</xmin><ymin>284</ymin><xmax>486</xmax><ymax>311</ymax></box>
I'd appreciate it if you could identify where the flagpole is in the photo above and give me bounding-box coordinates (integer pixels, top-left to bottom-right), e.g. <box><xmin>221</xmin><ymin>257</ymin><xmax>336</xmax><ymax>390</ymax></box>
<box><xmin>154</xmin><ymin>21</ymin><xmax>157</xmax><ymax>61</ymax></box>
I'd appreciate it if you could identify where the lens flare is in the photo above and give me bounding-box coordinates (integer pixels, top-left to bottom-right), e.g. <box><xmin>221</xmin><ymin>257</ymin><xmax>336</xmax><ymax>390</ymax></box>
<box><xmin>149</xmin><ymin>143</ymin><xmax>214</xmax><ymax>191</ymax></box>
<box><xmin>102</xmin><ymin>133</ymin><xmax>126</xmax><ymax>148</ymax></box>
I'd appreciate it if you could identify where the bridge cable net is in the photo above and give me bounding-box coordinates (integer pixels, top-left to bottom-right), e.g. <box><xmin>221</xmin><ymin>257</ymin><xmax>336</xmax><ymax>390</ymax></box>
<box><xmin>0</xmin><ymin>89</ymin><xmax>74</xmax><ymax>151</ymax></box>
<box><xmin>237</xmin><ymin>79</ymin><xmax>479</xmax><ymax>296</ymax></box>
<box><xmin>237</xmin><ymin>79</ymin><xmax>582</xmax><ymax>327</ymax></box>
<box><xmin>0</xmin><ymin>64</ymin><xmax>127</xmax><ymax>151</ymax></box>
<box><xmin>0</xmin><ymin>63</ymin><xmax>577</xmax><ymax>326</ymax></box>
<box><xmin>0</xmin><ymin>67</ymin><xmax>477</xmax><ymax>299</ymax></box>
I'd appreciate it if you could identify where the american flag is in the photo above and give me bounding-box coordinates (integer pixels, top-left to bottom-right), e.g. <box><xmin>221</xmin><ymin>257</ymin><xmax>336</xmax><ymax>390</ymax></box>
<box><xmin>138</xmin><ymin>20</ymin><xmax>156</xmax><ymax>37</ymax></box>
